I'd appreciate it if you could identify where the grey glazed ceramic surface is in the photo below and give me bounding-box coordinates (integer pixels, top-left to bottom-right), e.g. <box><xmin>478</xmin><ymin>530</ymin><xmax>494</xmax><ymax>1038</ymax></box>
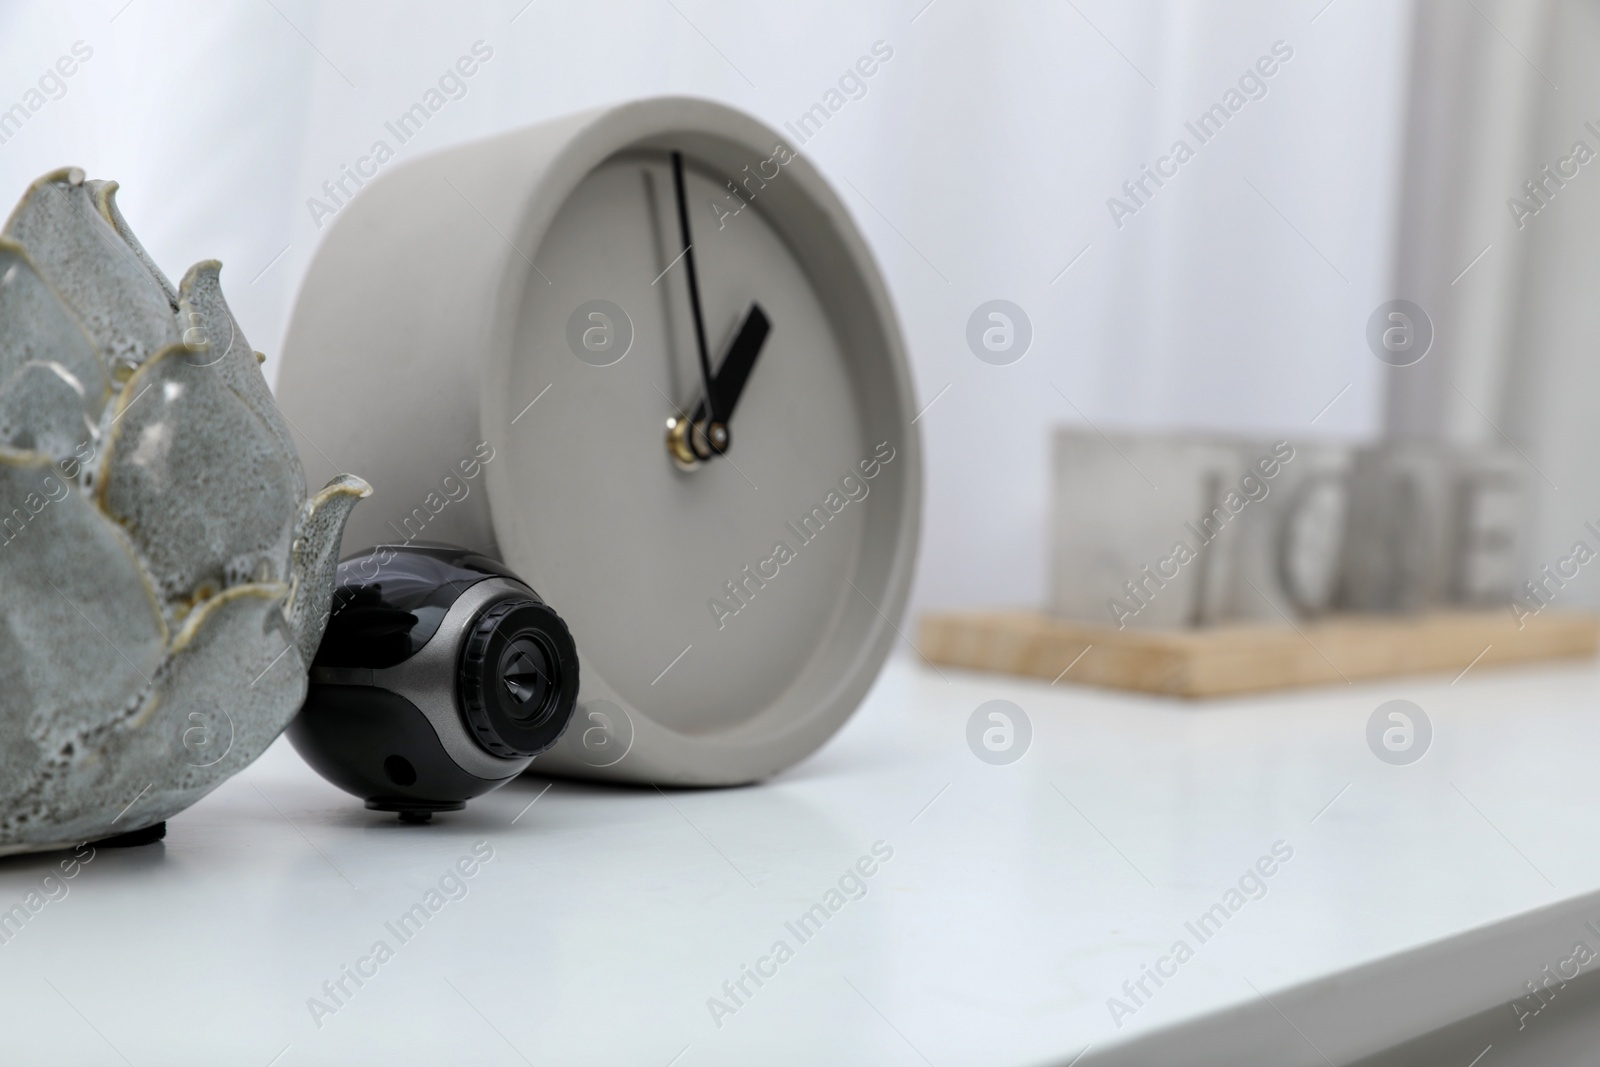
<box><xmin>0</xmin><ymin>167</ymin><xmax>368</xmax><ymax>856</ymax></box>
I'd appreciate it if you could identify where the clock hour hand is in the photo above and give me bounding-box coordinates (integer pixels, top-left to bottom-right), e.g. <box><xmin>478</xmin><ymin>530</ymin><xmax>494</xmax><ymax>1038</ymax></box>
<box><xmin>690</xmin><ymin>302</ymin><xmax>770</xmax><ymax>441</ymax></box>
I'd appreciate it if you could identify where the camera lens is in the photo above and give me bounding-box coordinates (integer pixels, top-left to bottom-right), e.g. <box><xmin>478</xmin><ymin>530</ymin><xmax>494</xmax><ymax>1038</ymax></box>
<box><xmin>458</xmin><ymin>598</ymin><xmax>580</xmax><ymax>758</ymax></box>
<box><xmin>499</xmin><ymin>634</ymin><xmax>558</xmax><ymax>725</ymax></box>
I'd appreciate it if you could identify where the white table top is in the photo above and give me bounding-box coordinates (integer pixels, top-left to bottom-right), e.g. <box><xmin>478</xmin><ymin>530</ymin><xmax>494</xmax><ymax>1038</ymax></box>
<box><xmin>3</xmin><ymin>651</ymin><xmax>1598</xmax><ymax>1066</ymax></box>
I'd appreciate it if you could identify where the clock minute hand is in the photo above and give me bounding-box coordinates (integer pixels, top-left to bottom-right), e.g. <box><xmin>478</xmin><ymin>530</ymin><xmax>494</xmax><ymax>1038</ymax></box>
<box><xmin>691</xmin><ymin>303</ymin><xmax>770</xmax><ymax>438</ymax></box>
<box><xmin>670</xmin><ymin>151</ymin><xmax>718</xmax><ymax>427</ymax></box>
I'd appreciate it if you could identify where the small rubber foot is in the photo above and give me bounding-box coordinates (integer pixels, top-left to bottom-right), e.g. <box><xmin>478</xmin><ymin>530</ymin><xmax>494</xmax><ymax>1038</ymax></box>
<box><xmin>92</xmin><ymin>822</ymin><xmax>166</xmax><ymax>848</ymax></box>
<box><xmin>366</xmin><ymin>797</ymin><xmax>463</xmax><ymax>819</ymax></box>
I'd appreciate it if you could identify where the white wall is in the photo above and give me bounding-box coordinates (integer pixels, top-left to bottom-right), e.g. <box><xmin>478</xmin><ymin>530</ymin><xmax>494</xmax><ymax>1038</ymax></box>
<box><xmin>0</xmin><ymin>0</ymin><xmax>1413</xmax><ymax>619</ymax></box>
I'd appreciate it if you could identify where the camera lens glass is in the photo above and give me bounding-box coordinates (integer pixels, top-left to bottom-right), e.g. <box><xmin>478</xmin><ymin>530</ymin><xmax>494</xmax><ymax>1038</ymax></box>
<box><xmin>499</xmin><ymin>634</ymin><xmax>558</xmax><ymax>725</ymax></box>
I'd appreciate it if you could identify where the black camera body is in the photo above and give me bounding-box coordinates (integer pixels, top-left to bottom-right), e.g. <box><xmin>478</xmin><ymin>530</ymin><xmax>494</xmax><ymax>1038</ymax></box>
<box><xmin>288</xmin><ymin>543</ymin><xmax>579</xmax><ymax>821</ymax></box>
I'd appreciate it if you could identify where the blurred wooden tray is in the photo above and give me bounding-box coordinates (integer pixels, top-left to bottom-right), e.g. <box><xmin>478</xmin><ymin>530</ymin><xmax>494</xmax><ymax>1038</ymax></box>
<box><xmin>915</xmin><ymin>610</ymin><xmax>1600</xmax><ymax>698</ymax></box>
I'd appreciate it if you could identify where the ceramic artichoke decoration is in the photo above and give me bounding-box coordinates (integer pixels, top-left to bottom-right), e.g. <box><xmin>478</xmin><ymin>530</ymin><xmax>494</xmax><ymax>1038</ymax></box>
<box><xmin>0</xmin><ymin>167</ymin><xmax>368</xmax><ymax>856</ymax></box>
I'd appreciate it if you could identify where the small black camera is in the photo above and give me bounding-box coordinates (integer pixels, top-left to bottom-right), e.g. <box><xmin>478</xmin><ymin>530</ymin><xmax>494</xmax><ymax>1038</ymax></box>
<box><xmin>287</xmin><ymin>543</ymin><xmax>579</xmax><ymax>822</ymax></box>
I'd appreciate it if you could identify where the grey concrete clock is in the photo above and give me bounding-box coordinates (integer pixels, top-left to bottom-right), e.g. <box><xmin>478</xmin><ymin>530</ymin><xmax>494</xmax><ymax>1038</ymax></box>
<box><xmin>278</xmin><ymin>97</ymin><xmax>921</xmax><ymax>786</ymax></box>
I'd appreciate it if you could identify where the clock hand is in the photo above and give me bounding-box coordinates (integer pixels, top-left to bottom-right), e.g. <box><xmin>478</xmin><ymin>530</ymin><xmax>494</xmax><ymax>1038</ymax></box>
<box><xmin>665</xmin><ymin>304</ymin><xmax>770</xmax><ymax>469</ymax></box>
<box><xmin>690</xmin><ymin>303</ymin><xmax>770</xmax><ymax>437</ymax></box>
<box><xmin>669</xmin><ymin>151</ymin><xmax>721</xmax><ymax>459</ymax></box>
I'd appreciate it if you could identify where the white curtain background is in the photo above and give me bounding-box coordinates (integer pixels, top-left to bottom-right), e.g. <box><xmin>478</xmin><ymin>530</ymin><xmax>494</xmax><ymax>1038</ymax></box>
<box><xmin>1510</xmin><ymin>0</ymin><xmax>1600</xmax><ymax>612</ymax></box>
<box><xmin>1378</xmin><ymin>0</ymin><xmax>1600</xmax><ymax>614</ymax></box>
<box><xmin>0</xmin><ymin>1</ymin><xmax>1432</xmax><ymax>621</ymax></box>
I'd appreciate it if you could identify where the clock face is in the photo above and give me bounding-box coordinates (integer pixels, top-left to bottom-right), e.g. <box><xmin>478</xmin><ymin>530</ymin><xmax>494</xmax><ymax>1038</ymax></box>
<box><xmin>488</xmin><ymin>151</ymin><xmax>883</xmax><ymax>737</ymax></box>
